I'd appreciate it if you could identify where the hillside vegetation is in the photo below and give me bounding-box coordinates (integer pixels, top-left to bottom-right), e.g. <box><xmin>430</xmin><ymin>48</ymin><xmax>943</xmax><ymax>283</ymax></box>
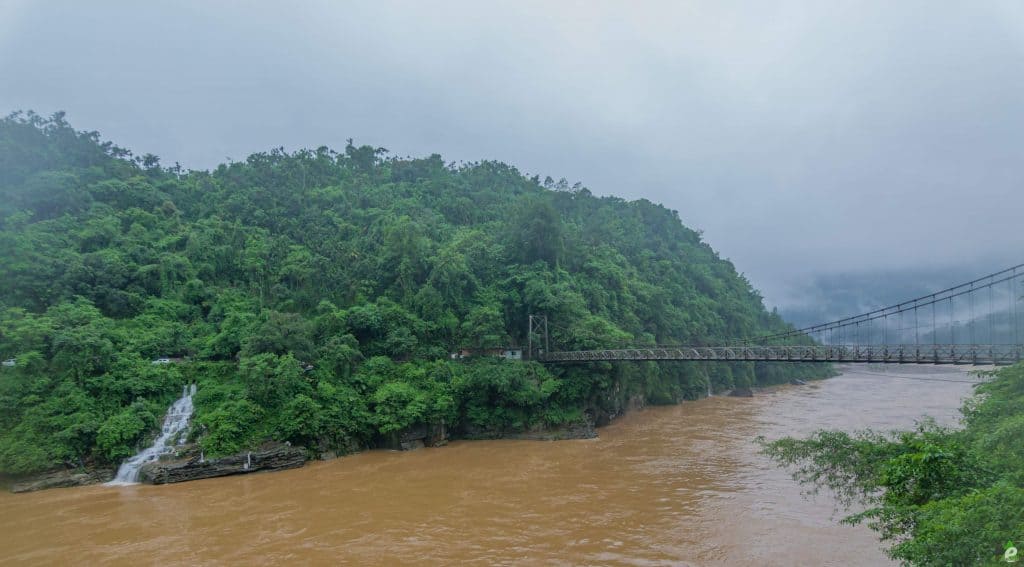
<box><xmin>0</xmin><ymin>111</ymin><xmax>821</xmax><ymax>475</ymax></box>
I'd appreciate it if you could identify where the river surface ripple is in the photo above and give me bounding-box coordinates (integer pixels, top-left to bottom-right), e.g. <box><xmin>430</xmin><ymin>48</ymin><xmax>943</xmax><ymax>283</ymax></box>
<box><xmin>0</xmin><ymin>365</ymin><xmax>982</xmax><ymax>566</ymax></box>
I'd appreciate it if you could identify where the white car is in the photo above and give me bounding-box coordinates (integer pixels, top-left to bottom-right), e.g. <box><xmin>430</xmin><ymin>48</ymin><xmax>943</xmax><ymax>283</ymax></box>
<box><xmin>2</xmin><ymin>359</ymin><xmax>15</xmax><ymax>367</ymax></box>
<box><xmin>151</xmin><ymin>358</ymin><xmax>172</xmax><ymax>365</ymax></box>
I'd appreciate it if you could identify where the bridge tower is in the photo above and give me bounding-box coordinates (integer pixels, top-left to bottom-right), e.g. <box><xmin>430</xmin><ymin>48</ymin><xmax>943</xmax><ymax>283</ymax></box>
<box><xmin>528</xmin><ymin>314</ymin><xmax>549</xmax><ymax>361</ymax></box>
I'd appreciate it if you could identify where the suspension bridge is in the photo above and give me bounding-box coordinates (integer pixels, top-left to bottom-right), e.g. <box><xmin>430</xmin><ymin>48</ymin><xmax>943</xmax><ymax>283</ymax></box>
<box><xmin>534</xmin><ymin>263</ymin><xmax>1024</xmax><ymax>366</ymax></box>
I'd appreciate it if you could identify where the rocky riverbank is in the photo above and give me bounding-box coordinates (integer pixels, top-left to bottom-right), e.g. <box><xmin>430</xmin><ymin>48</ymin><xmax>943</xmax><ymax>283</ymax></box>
<box><xmin>139</xmin><ymin>443</ymin><xmax>306</xmax><ymax>484</ymax></box>
<box><xmin>457</xmin><ymin>419</ymin><xmax>597</xmax><ymax>442</ymax></box>
<box><xmin>6</xmin><ymin>382</ymin><xmax>784</xmax><ymax>493</ymax></box>
<box><xmin>377</xmin><ymin>416</ymin><xmax>598</xmax><ymax>450</ymax></box>
<box><xmin>6</xmin><ymin>444</ymin><xmax>306</xmax><ymax>492</ymax></box>
<box><xmin>9</xmin><ymin>468</ymin><xmax>114</xmax><ymax>493</ymax></box>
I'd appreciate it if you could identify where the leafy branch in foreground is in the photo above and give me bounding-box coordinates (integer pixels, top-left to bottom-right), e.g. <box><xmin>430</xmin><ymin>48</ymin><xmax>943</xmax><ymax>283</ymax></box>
<box><xmin>761</xmin><ymin>363</ymin><xmax>1024</xmax><ymax>566</ymax></box>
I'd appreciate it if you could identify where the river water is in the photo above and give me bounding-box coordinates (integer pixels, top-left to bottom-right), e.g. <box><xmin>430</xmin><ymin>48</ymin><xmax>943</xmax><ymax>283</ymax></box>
<box><xmin>0</xmin><ymin>365</ymin><xmax>982</xmax><ymax>565</ymax></box>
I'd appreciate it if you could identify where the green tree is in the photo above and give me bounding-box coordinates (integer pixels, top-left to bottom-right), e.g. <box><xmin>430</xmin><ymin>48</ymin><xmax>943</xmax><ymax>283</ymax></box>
<box><xmin>372</xmin><ymin>381</ymin><xmax>427</xmax><ymax>434</ymax></box>
<box><xmin>96</xmin><ymin>403</ymin><xmax>155</xmax><ymax>461</ymax></box>
<box><xmin>239</xmin><ymin>352</ymin><xmax>311</xmax><ymax>409</ymax></box>
<box><xmin>763</xmin><ymin>364</ymin><xmax>1024</xmax><ymax>565</ymax></box>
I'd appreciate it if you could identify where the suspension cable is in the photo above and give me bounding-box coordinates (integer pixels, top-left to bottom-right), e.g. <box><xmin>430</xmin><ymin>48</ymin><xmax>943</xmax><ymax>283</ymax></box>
<box><xmin>741</xmin><ymin>263</ymin><xmax>1024</xmax><ymax>344</ymax></box>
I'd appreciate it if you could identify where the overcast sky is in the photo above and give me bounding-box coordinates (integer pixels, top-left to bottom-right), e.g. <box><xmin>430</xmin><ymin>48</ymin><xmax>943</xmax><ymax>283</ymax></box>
<box><xmin>2</xmin><ymin>1</ymin><xmax>1022</xmax><ymax>308</ymax></box>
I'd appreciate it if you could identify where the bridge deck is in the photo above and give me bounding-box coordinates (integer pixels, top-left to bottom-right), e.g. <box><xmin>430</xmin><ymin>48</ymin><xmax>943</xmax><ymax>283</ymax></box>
<box><xmin>539</xmin><ymin>344</ymin><xmax>1023</xmax><ymax>365</ymax></box>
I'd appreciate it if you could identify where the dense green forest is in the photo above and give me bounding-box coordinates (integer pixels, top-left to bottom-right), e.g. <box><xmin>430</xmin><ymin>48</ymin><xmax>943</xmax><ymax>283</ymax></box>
<box><xmin>0</xmin><ymin>111</ymin><xmax>822</xmax><ymax>476</ymax></box>
<box><xmin>764</xmin><ymin>362</ymin><xmax>1024</xmax><ymax>565</ymax></box>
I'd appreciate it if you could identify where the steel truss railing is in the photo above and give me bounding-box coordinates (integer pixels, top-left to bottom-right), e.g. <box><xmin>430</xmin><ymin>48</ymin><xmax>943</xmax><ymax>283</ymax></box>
<box><xmin>540</xmin><ymin>344</ymin><xmax>1023</xmax><ymax>365</ymax></box>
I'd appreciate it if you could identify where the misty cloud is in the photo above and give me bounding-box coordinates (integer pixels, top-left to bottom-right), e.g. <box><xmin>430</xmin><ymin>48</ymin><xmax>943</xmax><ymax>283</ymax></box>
<box><xmin>2</xmin><ymin>0</ymin><xmax>1022</xmax><ymax>308</ymax></box>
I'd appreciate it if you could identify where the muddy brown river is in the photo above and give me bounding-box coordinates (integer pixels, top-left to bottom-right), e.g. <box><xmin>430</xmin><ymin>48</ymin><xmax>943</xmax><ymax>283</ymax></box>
<box><xmin>0</xmin><ymin>365</ymin><xmax>982</xmax><ymax>565</ymax></box>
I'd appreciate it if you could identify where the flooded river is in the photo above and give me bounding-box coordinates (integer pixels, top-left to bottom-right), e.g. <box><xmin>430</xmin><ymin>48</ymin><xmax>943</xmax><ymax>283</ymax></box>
<box><xmin>0</xmin><ymin>365</ymin><xmax>982</xmax><ymax>565</ymax></box>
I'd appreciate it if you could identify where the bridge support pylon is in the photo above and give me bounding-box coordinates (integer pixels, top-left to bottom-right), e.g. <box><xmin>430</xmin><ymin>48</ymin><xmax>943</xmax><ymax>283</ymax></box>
<box><xmin>528</xmin><ymin>314</ymin><xmax>549</xmax><ymax>361</ymax></box>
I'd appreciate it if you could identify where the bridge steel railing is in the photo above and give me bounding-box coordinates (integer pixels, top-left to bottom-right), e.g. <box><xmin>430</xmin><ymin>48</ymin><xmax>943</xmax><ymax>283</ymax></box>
<box><xmin>539</xmin><ymin>344</ymin><xmax>1023</xmax><ymax>365</ymax></box>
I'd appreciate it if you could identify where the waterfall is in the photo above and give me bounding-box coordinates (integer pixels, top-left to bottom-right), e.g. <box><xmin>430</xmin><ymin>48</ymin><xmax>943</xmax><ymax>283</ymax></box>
<box><xmin>707</xmin><ymin>381</ymin><xmax>713</xmax><ymax>398</ymax></box>
<box><xmin>244</xmin><ymin>452</ymin><xmax>252</xmax><ymax>471</ymax></box>
<box><xmin>107</xmin><ymin>384</ymin><xmax>196</xmax><ymax>485</ymax></box>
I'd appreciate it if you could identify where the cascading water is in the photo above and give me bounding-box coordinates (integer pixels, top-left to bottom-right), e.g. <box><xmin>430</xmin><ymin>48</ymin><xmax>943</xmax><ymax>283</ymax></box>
<box><xmin>107</xmin><ymin>384</ymin><xmax>196</xmax><ymax>485</ymax></box>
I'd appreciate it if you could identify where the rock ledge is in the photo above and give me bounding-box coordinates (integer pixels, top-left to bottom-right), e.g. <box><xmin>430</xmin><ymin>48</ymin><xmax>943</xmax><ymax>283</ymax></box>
<box><xmin>10</xmin><ymin>468</ymin><xmax>114</xmax><ymax>493</ymax></box>
<box><xmin>140</xmin><ymin>443</ymin><xmax>305</xmax><ymax>485</ymax></box>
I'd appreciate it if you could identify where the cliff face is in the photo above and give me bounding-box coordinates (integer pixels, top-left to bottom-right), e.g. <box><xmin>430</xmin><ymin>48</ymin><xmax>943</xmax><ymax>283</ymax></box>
<box><xmin>139</xmin><ymin>444</ymin><xmax>306</xmax><ymax>484</ymax></box>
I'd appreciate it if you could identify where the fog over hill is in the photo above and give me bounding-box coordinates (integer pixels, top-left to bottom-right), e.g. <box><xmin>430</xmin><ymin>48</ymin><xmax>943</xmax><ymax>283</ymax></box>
<box><xmin>777</xmin><ymin>265</ymin><xmax>992</xmax><ymax>329</ymax></box>
<box><xmin>2</xmin><ymin>1</ymin><xmax>1023</xmax><ymax>308</ymax></box>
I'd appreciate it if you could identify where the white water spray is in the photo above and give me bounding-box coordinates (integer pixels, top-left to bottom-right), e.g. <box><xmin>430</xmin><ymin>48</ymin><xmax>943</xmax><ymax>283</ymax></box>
<box><xmin>107</xmin><ymin>384</ymin><xmax>196</xmax><ymax>485</ymax></box>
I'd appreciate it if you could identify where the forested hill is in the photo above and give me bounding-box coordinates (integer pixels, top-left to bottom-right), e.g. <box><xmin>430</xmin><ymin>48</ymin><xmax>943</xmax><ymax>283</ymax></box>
<box><xmin>0</xmin><ymin>112</ymin><xmax>819</xmax><ymax>476</ymax></box>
